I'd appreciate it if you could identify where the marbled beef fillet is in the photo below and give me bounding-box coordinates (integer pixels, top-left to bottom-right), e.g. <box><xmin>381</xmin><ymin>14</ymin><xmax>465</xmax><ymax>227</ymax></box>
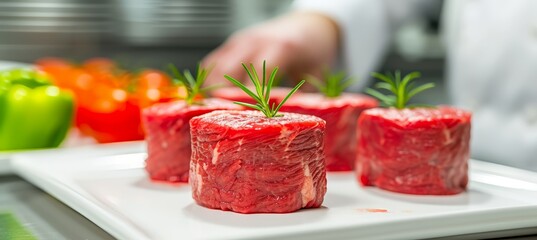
<box><xmin>356</xmin><ymin>107</ymin><xmax>472</xmax><ymax>195</ymax></box>
<box><xmin>281</xmin><ymin>93</ymin><xmax>378</xmax><ymax>171</ymax></box>
<box><xmin>189</xmin><ymin>110</ymin><xmax>327</xmax><ymax>213</ymax></box>
<box><xmin>142</xmin><ymin>98</ymin><xmax>241</xmax><ymax>183</ymax></box>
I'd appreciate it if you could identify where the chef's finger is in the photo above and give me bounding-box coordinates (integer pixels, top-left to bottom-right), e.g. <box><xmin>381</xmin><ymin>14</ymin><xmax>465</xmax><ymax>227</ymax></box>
<box><xmin>245</xmin><ymin>44</ymin><xmax>295</xmax><ymax>88</ymax></box>
<box><xmin>207</xmin><ymin>51</ymin><xmax>256</xmax><ymax>87</ymax></box>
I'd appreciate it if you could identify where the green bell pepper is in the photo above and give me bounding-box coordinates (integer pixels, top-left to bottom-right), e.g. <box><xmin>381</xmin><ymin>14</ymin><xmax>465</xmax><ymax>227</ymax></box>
<box><xmin>0</xmin><ymin>68</ymin><xmax>74</xmax><ymax>151</ymax></box>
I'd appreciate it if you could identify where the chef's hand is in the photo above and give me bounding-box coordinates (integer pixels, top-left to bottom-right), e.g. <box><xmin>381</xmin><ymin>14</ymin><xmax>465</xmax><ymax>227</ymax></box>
<box><xmin>203</xmin><ymin>12</ymin><xmax>340</xmax><ymax>87</ymax></box>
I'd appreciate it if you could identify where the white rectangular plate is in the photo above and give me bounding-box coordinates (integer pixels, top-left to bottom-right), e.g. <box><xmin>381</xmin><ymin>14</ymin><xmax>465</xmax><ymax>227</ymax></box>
<box><xmin>0</xmin><ymin>129</ymin><xmax>99</xmax><ymax>175</ymax></box>
<box><xmin>11</xmin><ymin>149</ymin><xmax>537</xmax><ymax>240</ymax></box>
<box><xmin>0</xmin><ymin>153</ymin><xmax>12</xmax><ymax>174</ymax></box>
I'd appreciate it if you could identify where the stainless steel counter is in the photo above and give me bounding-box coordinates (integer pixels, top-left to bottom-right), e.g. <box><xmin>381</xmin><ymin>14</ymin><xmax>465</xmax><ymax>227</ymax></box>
<box><xmin>0</xmin><ymin>175</ymin><xmax>114</xmax><ymax>240</ymax></box>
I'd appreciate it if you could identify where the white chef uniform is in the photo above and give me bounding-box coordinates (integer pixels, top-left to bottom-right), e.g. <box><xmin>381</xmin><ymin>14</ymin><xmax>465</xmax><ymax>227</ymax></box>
<box><xmin>293</xmin><ymin>0</ymin><xmax>537</xmax><ymax>171</ymax></box>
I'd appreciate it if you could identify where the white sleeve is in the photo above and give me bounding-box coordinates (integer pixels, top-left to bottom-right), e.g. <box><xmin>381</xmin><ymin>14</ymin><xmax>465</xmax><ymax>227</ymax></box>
<box><xmin>292</xmin><ymin>0</ymin><xmax>430</xmax><ymax>91</ymax></box>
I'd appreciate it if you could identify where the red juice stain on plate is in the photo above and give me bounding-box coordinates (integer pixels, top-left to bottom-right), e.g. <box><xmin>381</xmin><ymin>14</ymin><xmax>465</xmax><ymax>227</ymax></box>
<box><xmin>366</xmin><ymin>208</ymin><xmax>388</xmax><ymax>213</ymax></box>
<box><xmin>357</xmin><ymin>208</ymin><xmax>389</xmax><ymax>213</ymax></box>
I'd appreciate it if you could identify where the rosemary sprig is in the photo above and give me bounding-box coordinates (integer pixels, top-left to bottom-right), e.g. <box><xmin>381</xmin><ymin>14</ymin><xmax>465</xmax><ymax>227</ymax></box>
<box><xmin>224</xmin><ymin>61</ymin><xmax>305</xmax><ymax>118</ymax></box>
<box><xmin>307</xmin><ymin>69</ymin><xmax>355</xmax><ymax>98</ymax></box>
<box><xmin>168</xmin><ymin>63</ymin><xmax>215</xmax><ymax>105</ymax></box>
<box><xmin>365</xmin><ymin>71</ymin><xmax>435</xmax><ymax>109</ymax></box>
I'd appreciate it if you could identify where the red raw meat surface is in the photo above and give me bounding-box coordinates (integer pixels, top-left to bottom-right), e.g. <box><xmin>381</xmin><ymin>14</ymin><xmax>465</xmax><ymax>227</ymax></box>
<box><xmin>281</xmin><ymin>93</ymin><xmax>378</xmax><ymax>171</ymax></box>
<box><xmin>142</xmin><ymin>98</ymin><xmax>241</xmax><ymax>183</ymax></box>
<box><xmin>211</xmin><ymin>87</ymin><xmax>296</xmax><ymax>106</ymax></box>
<box><xmin>356</xmin><ymin>106</ymin><xmax>472</xmax><ymax>195</ymax></box>
<box><xmin>189</xmin><ymin>110</ymin><xmax>327</xmax><ymax>213</ymax></box>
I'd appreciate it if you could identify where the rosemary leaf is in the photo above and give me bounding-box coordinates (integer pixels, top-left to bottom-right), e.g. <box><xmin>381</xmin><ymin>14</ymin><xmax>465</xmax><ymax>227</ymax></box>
<box><xmin>367</xmin><ymin>71</ymin><xmax>434</xmax><ymax>109</ymax></box>
<box><xmin>265</xmin><ymin>67</ymin><xmax>278</xmax><ymax>103</ymax></box>
<box><xmin>407</xmin><ymin>83</ymin><xmax>435</xmax><ymax>99</ymax></box>
<box><xmin>225</xmin><ymin>60</ymin><xmax>304</xmax><ymax>118</ymax></box>
<box><xmin>168</xmin><ymin>63</ymin><xmax>217</xmax><ymax>105</ymax></box>
<box><xmin>307</xmin><ymin>70</ymin><xmax>354</xmax><ymax>98</ymax></box>
<box><xmin>274</xmin><ymin>80</ymin><xmax>305</xmax><ymax>114</ymax></box>
<box><xmin>261</xmin><ymin>61</ymin><xmax>266</xmax><ymax>95</ymax></box>
<box><xmin>233</xmin><ymin>101</ymin><xmax>263</xmax><ymax>111</ymax></box>
<box><xmin>224</xmin><ymin>75</ymin><xmax>262</xmax><ymax>103</ymax></box>
<box><xmin>365</xmin><ymin>88</ymin><xmax>394</xmax><ymax>106</ymax></box>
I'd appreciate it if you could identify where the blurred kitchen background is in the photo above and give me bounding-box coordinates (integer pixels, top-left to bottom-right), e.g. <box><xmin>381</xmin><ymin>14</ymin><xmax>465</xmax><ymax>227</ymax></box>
<box><xmin>0</xmin><ymin>0</ymin><xmax>446</xmax><ymax>103</ymax></box>
<box><xmin>0</xmin><ymin>2</ymin><xmax>460</xmax><ymax>239</ymax></box>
